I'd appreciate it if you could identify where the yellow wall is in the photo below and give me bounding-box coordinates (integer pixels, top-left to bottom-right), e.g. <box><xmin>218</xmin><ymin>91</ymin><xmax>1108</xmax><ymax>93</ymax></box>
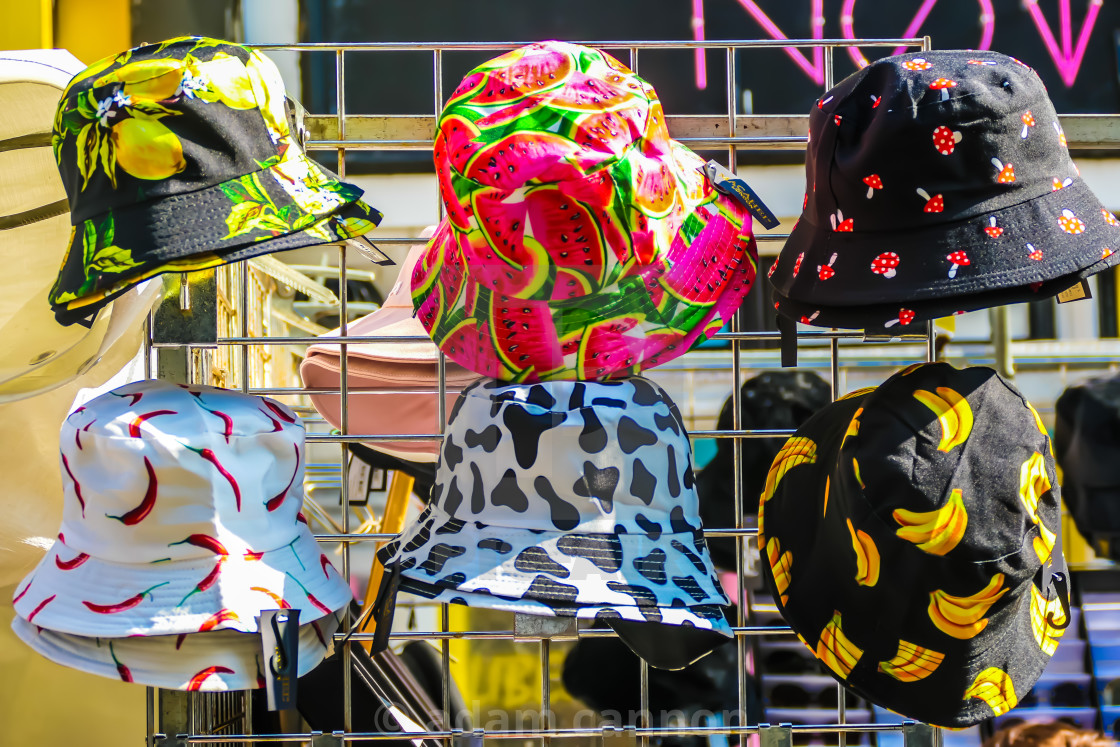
<box><xmin>0</xmin><ymin>0</ymin><xmax>52</xmax><ymax>50</ymax></box>
<box><xmin>54</xmin><ymin>0</ymin><xmax>131</xmax><ymax>66</ymax></box>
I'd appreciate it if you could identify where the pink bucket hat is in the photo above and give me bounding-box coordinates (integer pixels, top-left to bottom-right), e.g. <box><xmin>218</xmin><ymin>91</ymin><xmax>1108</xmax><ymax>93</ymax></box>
<box><xmin>300</xmin><ymin>241</ymin><xmax>478</xmax><ymax>461</ymax></box>
<box><xmin>412</xmin><ymin>40</ymin><xmax>758</xmax><ymax>382</ymax></box>
<box><xmin>11</xmin><ymin>379</ymin><xmax>354</xmax><ymax>637</ymax></box>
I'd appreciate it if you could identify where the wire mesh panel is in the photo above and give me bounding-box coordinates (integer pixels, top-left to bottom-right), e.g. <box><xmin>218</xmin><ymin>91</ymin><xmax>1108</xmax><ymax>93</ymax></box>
<box><xmin>145</xmin><ymin>37</ymin><xmax>957</xmax><ymax>747</ymax></box>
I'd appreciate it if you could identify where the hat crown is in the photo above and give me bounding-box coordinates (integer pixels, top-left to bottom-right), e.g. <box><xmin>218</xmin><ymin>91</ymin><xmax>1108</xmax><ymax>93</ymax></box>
<box><xmin>53</xmin><ymin>36</ymin><xmax>290</xmax><ymax>224</ymax></box>
<box><xmin>806</xmin><ymin>50</ymin><xmax>1074</xmax><ymax>234</ymax></box>
<box><xmin>57</xmin><ymin>379</ymin><xmax>307</xmax><ymax>563</ymax></box>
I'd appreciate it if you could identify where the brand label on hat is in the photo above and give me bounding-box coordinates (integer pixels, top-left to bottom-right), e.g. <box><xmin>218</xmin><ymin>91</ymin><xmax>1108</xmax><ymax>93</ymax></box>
<box><xmin>1056</xmin><ymin>278</ymin><xmax>1092</xmax><ymax>304</ymax></box>
<box><xmin>341</xmin><ymin>235</ymin><xmax>395</xmax><ymax>266</ymax></box>
<box><xmin>259</xmin><ymin>608</ymin><xmax>300</xmax><ymax>711</ymax></box>
<box><xmin>704</xmin><ymin>161</ymin><xmax>780</xmax><ymax>230</ymax></box>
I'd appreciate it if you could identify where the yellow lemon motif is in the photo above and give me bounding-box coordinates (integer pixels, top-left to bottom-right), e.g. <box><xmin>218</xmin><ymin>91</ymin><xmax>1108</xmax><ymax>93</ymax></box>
<box><xmin>817</xmin><ymin>612</ymin><xmax>863</xmax><ymax>679</ymax></box>
<box><xmin>846</xmin><ymin>519</ymin><xmax>880</xmax><ymax>587</ymax></box>
<box><xmin>765</xmin><ymin>537</ymin><xmax>793</xmax><ymax>606</ymax></box>
<box><xmin>245</xmin><ymin>50</ymin><xmax>291</xmax><ymax>140</ymax></box>
<box><xmin>1029</xmin><ymin>584</ymin><xmax>1068</xmax><ymax>656</ymax></box>
<box><xmin>1019</xmin><ymin>451</ymin><xmax>1057</xmax><ymax>563</ymax></box>
<box><xmin>928</xmin><ymin>574</ymin><xmax>1008</xmax><ymax>640</ymax></box>
<box><xmin>964</xmin><ymin>667</ymin><xmax>1018</xmax><ymax>716</ymax></box>
<box><xmin>96</xmin><ymin>58</ymin><xmax>185</xmax><ymax>100</ymax></box>
<box><xmin>111</xmin><ymin>117</ymin><xmax>186</xmax><ymax>180</ymax></box>
<box><xmin>893</xmin><ymin>488</ymin><xmax>969</xmax><ymax>556</ymax></box>
<box><xmin>913</xmin><ymin>386</ymin><xmax>974</xmax><ymax>451</ymax></box>
<box><xmin>191</xmin><ymin>52</ymin><xmax>257</xmax><ymax>110</ymax></box>
<box><xmin>878</xmin><ymin>639</ymin><xmax>945</xmax><ymax>682</ymax></box>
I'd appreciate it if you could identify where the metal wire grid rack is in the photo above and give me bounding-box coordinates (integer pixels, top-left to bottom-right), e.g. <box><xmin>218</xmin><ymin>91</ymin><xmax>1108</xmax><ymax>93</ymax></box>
<box><xmin>139</xmin><ymin>35</ymin><xmax>1017</xmax><ymax>747</ymax></box>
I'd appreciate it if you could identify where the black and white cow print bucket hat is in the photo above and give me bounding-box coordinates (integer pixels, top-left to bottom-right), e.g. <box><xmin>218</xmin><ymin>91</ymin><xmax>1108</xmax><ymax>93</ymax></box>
<box><xmin>372</xmin><ymin>376</ymin><xmax>733</xmax><ymax>669</ymax></box>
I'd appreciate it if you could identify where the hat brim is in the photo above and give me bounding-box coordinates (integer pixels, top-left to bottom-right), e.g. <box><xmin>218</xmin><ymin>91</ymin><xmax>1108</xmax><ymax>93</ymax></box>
<box><xmin>12</xmin><ymin>607</ymin><xmax>342</xmax><ymax>691</ymax></box>
<box><xmin>381</xmin><ymin>502</ymin><xmax>732</xmax><ymax>634</ymax></box>
<box><xmin>770</xmin><ymin>179</ymin><xmax>1120</xmax><ymax>329</ymax></box>
<box><xmin>12</xmin><ymin>522</ymin><xmax>354</xmax><ymax>637</ymax></box>
<box><xmin>51</xmin><ymin>149</ymin><xmax>382</xmax><ymax>327</ymax></box>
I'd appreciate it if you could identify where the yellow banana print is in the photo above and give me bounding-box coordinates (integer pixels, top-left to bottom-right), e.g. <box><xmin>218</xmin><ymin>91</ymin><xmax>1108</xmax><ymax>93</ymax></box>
<box><xmin>838</xmin><ymin>388</ymin><xmax>876</xmax><ymax>402</ymax></box>
<box><xmin>893</xmin><ymin>488</ymin><xmax>969</xmax><ymax>556</ymax></box>
<box><xmin>1029</xmin><ymin>584</ymin><xmax>1068</xmax><ymax>656</ymax></box>
<box><xmin>760</xmin><ymin>437</ymin><xmax>817</xmax><ymax>506</ymax></box>
<box><xmin>878</xmin><ymin>639</ymin><xmax>945</xmax><ymax>682</ymax></box>
<box><xmin>928</xmin><ymin>574</ymin><xmax>1008</xmax><ymax>639</ymax></box>
<box><xmin>964</xmin><ymin>666</ymin><xmax>1018</xmax><ymax>716</ymax></box>
<box><xmin>847</xmin><ymin>519</ymin><xmax>880</xmax><ymax>587</ymax></box>
<box><xmin>823</xmin><ymin>476</ymin><xmax>830</xmax><ymax>516</ymax></box>
<box><xmin>897</xmin><ymin>363</ymin><xmax>926</xmax><ymax>376</ymax></box>
<box><xmin>1019</xmin><ymin>451</ymin><xmax>1057</xmax><ymax>563</ymax></box>
<box><xmin>817</xmin><ymin>612</ymin><xmax>863</xmax><ymax>679</ymax></box>
<box><xmin>853</xmin><ymin>458</ymin><xmax>865</xmax><ymax>490</ymax></box>
<box><xmin>766</xmin><ymin>537</ymin><xmax>793</xmax><ymax>606</ymax></box>
<box><xmin>841</xmin><ymin>408</ymin><xmax>863</xmax><ymax>451</ymax></box>
<box><xmin>913</xmin><ymin>387</ymin><xmax>974</xmax><ymax>451</ymax></box>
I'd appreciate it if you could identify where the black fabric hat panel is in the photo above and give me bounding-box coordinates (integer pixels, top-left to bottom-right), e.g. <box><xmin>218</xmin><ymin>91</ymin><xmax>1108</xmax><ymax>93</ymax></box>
<box><xmin>759</xmin><ymin>362</ymin><xmax>1069</xmax><ymax>727</ymax></box>
<box><xmin>769</xmin><ymin>50</ymin><xmax>1120</xmax><ymax>330</ymax></box>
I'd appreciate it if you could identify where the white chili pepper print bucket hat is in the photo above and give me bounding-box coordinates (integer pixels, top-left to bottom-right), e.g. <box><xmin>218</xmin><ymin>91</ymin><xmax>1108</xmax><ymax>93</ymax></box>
<box><xmin>11</xmin><ymin>379</ymin><xmax>354</xmax><ymax>637</ymax></box>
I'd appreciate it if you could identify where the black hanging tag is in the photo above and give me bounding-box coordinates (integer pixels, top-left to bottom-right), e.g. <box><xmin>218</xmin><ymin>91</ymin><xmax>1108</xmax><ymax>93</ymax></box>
<box><xmin>369</xmin><ymin>562</ymin><xmax>403</xmax><ymax>654</ymax></box>
<box><xmin>776</xmin><ymin>315</ymin><xmax>798</xmax><ymax>367</ymax></box>
<box><xmin>703</xmin><ymin>161</ymin><xmax>780</xmax><ymax>230</ymax></box>
<box><xmin>259</xmin><ymin>608</ymin><xmax>300</xmax><ymax>711</ymax></box>
<box><xmin>343</xmin><ymin>235</ymin><xmax>395</xmax><ymax>266</ymax></box>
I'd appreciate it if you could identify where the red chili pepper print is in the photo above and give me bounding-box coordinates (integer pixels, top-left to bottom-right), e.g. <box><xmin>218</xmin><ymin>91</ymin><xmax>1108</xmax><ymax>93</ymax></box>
<box><xmin>312</xmin><ymin>620</ymin><xmax>327</xmax><ymax>648</ymax></box>
<box><xmin>188</xmin><ymin>392</ymin><xmax>235</xmax><ymax>443</ymax></box>
<box><xmin>183</xmin><ymin>445</ymin><xmax>241</xmax><ymax>510</ymax></box>
<box><xmin>83</xmin><ymin>581</ymin><xmax>170</xmax><ymax>614</ymax></box>
<box><xmin>250</xmin><ymin>587</ymin><xmax>292</xmax><ymax>609</ymax></box>
<box><xmin>179</xmin><ymin>558</ymin><xmax>226</xmax><ymax>605</ymax></box>
<box><xmin>128</xmin><ymin>410</ymin><xmax>177</xmax><ymax>438</ymax></box>
<box><xmin>266</xmin><ymin>444</ymin><xmax>300</xmax><ymax>512</ymax></box>
<box><xmin>186</xmin><ymin>666</ymin><xmax>235</xmax><ymax>691</ymax></box>
<box><xmin>285</xmin><ymin>571</ymin><xmax>334</xmax><ymax>615</ymax></box>
<box><xmin>170</xmin><ymin>534</ymin><xmax>229</xmax><ymax>556</ymax></box>
<box><xmin>74</xmin><ymin>421</ymin><xmax>93</xmax><ymax>450</ymax></box>
<box><xmin>296</xmin><ymin>512</ymin><xmax>308</xmax><ymax>525</ymax></box>
<box><xmin>109</xmin><ymin>390</ymin><xmax>144</xmax><ymax>406</ymax></box>
<box><xmin>244</xmin><ymin>550</ymin><xmax>265</xmax><ymax>561</ymax></box>
<box><xmin>259</xmin><ymin>408</ymin><xmax>283</xmax><ymax>432</ymax></box>
<box><xmin>13</xmin><ymin>579</ymin><xmax>34</xmax><ymax>604</ymax></box>
<box><xmin>55</xmin><ymin>551</ymin><xmax>90</xmax><ymax>570</ymax></box>
<box><xmin>263</xmin><ymin>400</ymin><xmax>297</xmax><ymax>424</ymax></box>
<box><xmin>199</xmin><ymin>608</ymin><xmax>241</xmax><ymax>632</ymax></box>
<box><xmin>320</xmin><ymin>554</ymin><xmax>333</xmax><ymax>579</ymax></box>
<box><xmin>109</xmin><ymin>642</ymin><xmax>133</xmax><ymax>682</ymax></box>
<box><xmin>107</xmin><ymin>457</ymin><xmax>159</xmax><ymax>525</ymax></box>
<box><xmin>61</xmin><ymin>453</ymin><xmax>85</xmax><ymax>517</ymax></box>
<box><xmin>27</xmin><ymin>594</ymin><xmax>56</xmax><ymax>623</ymax></box>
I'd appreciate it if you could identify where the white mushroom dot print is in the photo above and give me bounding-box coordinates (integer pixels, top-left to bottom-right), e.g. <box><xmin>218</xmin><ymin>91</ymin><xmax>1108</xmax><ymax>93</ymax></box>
<box><xmin>1059</xmin><ymin>209</ymin><xmax>1085</xmax><ymax>234</ymax></box>
<box><xmin>1104</xmin><ymin>209</ymin><xmax>1119</xmax><ymax>227</ymax></box>
<box><xmin>863</xmin><ymin>174</ymin><xmax>883</xmax><ymax>198</ymax></box>
<box><xmin>1052</xmin><ymin>177</ymin><xmax>1072</xmax><ymax>191</ymax></box>
<box><xmin>932</xmin><ymin>126</ymin><xmax>962</xmax><ymax>155</ymax></box>
<box><xmin>885</xmin><ymin>308</ymin><xmax>916</xmax><ymax>327</ymax></box>
<box><xmin>793</xmin><ymin>252</ymin><xmax>805</xmax><ymax>277</ymax></box>
<box><xmin>903</xmin><ymin>58</ymin><xmax>932</xmax><ymax>71</ymax></box>
<box><xmin>992</xmin><ymin>158</ymin><xmax>1015</xmax><ymax>183</ymax></box>
<box><xmin>985</xmin><ymin>217</ymin><xmax>1003</xmax><ymax>238</ymax></box>
<box><xmin>1021</xmin><ymin>111</ymin><xmax>1035</xmax><ymax>138</ymax></box>
<box><xmin>916</xmin><ymin>188</ymin><xmax>944</xmax><ymax>213</ymax></box>
<box><xmin>830</xmin><ymin>210</ymin><xmax>854</xmax><ymax>232</ymax></box>
<box><xmin>930</xmin><ymin>78</ymin><xmax>957</xmax><ymax>101</ymax></box>
<box><xmin>871</xmin><ymin>252</ymin><xmax>900</xmax><ymax>278</ymax></box>
<box><xmin>1027</xmin><ymin>244</ymin><xmax>1043</xmax><ymax>261</ymax></box>
<box><xmin>947</xmin><ymin>251</ymin><xmax>970</xmax><ymax>278</ymax></box>
<box><xmin>818</xmin><ymin>253</ymin><xmax>838</xmax><ymax>280</ymax></box>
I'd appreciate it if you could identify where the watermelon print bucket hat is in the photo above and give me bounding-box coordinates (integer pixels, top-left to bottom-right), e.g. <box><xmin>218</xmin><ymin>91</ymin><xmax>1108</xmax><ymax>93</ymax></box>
<box><xmin>758</xmin><ymin>362</ymin><xmax>1070</xmax><ymax>727</ymax></box>
<box><xmin>769</xmin><ymin>50</ymin><xmax>1120</xmax><ymax>331</ymax></box>
<box><xmin>372</xmin><ymin>376</ymin><xmax>733</xmax><ymax>670</ymax></box>
<box><xmin>11</xmin><ymin>608</ymin><xmax>342</xmax><ymax>690</ymax></box>
<box><xmin>412</xmin><ymin>40</ymin><xmax>758</xmax><ymax>382</ymax></box>
<box><xmin>49</xmin><ymin>36</ymin><xmax>384</xmax><ymax>328</ymax></box>
<box><xmin>11</xmin><ymin>379</ymin><xmax>354</xmax><ymax>638</ymax></box>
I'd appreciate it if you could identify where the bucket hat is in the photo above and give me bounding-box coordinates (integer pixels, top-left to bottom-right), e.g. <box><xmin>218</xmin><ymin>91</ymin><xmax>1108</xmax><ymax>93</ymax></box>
<box><xmin>11</xmin><ymin>378</ymin><xmax>354</xmax><ymax>637</ymax></box>
<box><xmin>0</xmin><ymin>49</ymin><xmax>160</xmax><ymax>402</ymax></box>
<box><xmin>695</xmin><ymin>369</ymin><xmax>831</xmax><ymax>570</ymax></box>
<box><xmin>12</xmin><ymin>608</ymin><xmax>341</xmax><ymax>690</ymax></box>
<box><xmin>758</xmin><ymin>362</ymin><xmax>1070</xmax><ymax>727</ymax></box>
<box><xmin>769</xmin><ymin>50</ymin><xmax>1120</xmax><ymax>330</ymax></box>
<box><xmin>301</xmin><ymin>239</ymin><xmax>478</xmax><ymax>462</ymax></box>
<box><xmin>48</xmin><ymin>36</ymin><xmax>384</xmax><ymax>327</ymax></box>
<box><xmin>374</xmin><ymin>376</ymin><xmax>732</xmax><ymax>669</ymax></box>
<box><xmin>1054</xmin><ymin>373</ymin><xmax>1120</xmax><ymax>561</ymax></box>
<box><xmin>412</xmin><ymin>40</ymin><xmax>758</xmax><ymax>382</ymax></box>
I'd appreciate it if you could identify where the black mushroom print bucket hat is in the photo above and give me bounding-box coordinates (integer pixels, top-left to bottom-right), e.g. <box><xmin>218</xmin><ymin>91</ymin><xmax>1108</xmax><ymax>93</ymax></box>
<box><xmin>769</xmin><ymin>50</ymin><xmax>1120</xmax><ymax>330</ymax></box>
<box><xmin>49</xmin><ymin>36</ymin><xmax>384</xmax><ymax>327</ymax></box>
<box><xmin>758</xmin><ymin>362</ymin><xmax>1070</xmax><ymax>727</ymax></box>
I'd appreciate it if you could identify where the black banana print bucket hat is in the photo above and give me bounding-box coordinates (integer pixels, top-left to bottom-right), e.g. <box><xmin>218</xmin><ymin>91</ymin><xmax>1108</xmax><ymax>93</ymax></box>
<box><xmin>769</xmin><ymin>50</ymin><xmax>1120</xmax><ymax>330</ymax></box>
<box><xmin>49</xmin><ymin>36</ymin><xmax>383</xmax><ymax>327</ymax></box>
<box><xmin>758</xmin><ymin>362</ymin><xmax>1070</xmax><ymax>727</ymax></box>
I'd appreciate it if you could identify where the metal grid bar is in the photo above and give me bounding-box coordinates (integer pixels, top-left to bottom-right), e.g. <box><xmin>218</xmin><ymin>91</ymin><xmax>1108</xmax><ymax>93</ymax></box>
<box><xmin>147</xmin><ymin>35</ymin><xmax>962</xmax><ymax>747</ymax></box>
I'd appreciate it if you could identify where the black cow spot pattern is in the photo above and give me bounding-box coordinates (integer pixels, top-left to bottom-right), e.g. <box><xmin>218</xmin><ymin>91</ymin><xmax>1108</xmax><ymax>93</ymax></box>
<box><xmin>557</xmin><ymin>534</ymin><xmax>623</xmax><ymax>572</ymax></box>
<box><xmin>443</xmin><ymin>435</ymin><xmax>465</xmax><ymax>471</ymax></box>
<box><xmin>618</xmin><ymin>415</ymin><xmax>659</xmax><ymax>454</ymax></box>
<box><xmin>572</xmin><ymin>461</ymin><xmax>620</xmax><ymax>512</ymax></box>
<box><xmin>670</xmin><ymin>506</ymin><xmax>697</xmax><ymax>534</ymax></box>
<box><xmin>514</xmin><ymin>547</ymin><xmax>571</xmax><ymax>578</ymax></box>
<box><xmin>629</xmin><ymin>378</ymin><xmax>662</xmax><ymax>406</ymax></box>
<box><xmin>579</xmin><ymin>409</ymin><xmax>608</xmax><ymax>453</ymax></box>
<box><xmin>418</xmin><ymin>543</ymin><xmax>467</xmax><ymax>575</ymax></box>
<box><xmin>630</xmin><ymin>459</ymin><xmax>656</xmax><ymax>505</ymax></box>
<box><xmin>402</xmin><ymin>522</ymin><xmax>432</xmax><ymax>554</ymax></box>
<box><xmin>534</xmin><ymin>476</ymin><xmax>580</xmax><ymax>531</ymax></box>
<box><xmin>671</xmin><ymin>539</ymin><xmax>708</xmax><ymax>573</ymax></box>
<box><xmin>478</xmin><ymin>537</ymin><xmax>513</xmax><ymax>554</ymax></box>
<box><xmin>464</xmin><ymin>424</ymin><xmax>503</xmax><ymax>452</ymax></box>
<box><xmin>634</xmin><ymin>548</ymin><xmax>668</xmax><ymax>584</ymax></box>
<box><xmin>606</xmin><ymin>581</ymin><xmax>660</xmax><ymax>608</ymax></box>
<box><xmin>470</xmin><ymin>462</ymin><xmax>486</xmax><ymax>514</ymax></box>
<box><xmin>442</xmin><ymin>475</ymin><xmax>464</xmax><ymax>515</ymax></box>
<box><xmin>567</xmin><ymin>382</ymin><xmax>587</xmax><ymax>410</ymax></box>
<box><xmin>493</xmin><ymin>468</ymin><xmax>530</xmax><ymax>512</ymax></box>
<box><xmin>399</xmin><ymin>556</ymin><xmax>417</xmax><ymax>571</ymax></box>
<box><xmin>591</xmin><ymin>397</ymin><xmax>626</xmax><ymax>409</ymax></box>
<box><xmin>683</xmin><ymin>463</ymin><xmax>695</xmax><ymax>490</ymax></box>
<box><xmin>673</xmin><ymin>576</ymin><xmax>710</xmax><ymax>602</ymax></box>
<box><xmin>654</xmin><ymin>411</ymin><xmax>681</xmax><ymax>436</ymax></box>
<box><xmin>502</xmin><ymin>405</ymin><xmax>563</xmax><ymax>468</ymax></box>
<box><xmin>635</xmin><ymin>513</ymin><xmax>662</xmax><ymax>540</ymax></box>
<box><xmin>440</xmin><ymin>572</ymin><xmax>467</xmax><ymax>588</ymax></box>
<box><xmin>435</xmin><ymin>518</ymin><xmax>466</xmax><ymax>535</ymax></box>
<box><xmin>525</xmin><ymin>574</ymin><xmax>579</xmax><ymax>603</ymax></box>
<box><xmin>525</xmin><ymin>384</ymin><xmax>557</xmax><ymax>409</ymax></box>
<box><xmin>666</xmin><ymin>445</ymin><xmax>681</xmax><ymax>498</ymax></box>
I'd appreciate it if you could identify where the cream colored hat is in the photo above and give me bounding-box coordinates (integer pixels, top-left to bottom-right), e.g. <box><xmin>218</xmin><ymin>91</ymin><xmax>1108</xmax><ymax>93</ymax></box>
<box><xmin>0</xmin><ymin>49</ymin><xmax>158</xmax><ymax>404</ymax></box>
